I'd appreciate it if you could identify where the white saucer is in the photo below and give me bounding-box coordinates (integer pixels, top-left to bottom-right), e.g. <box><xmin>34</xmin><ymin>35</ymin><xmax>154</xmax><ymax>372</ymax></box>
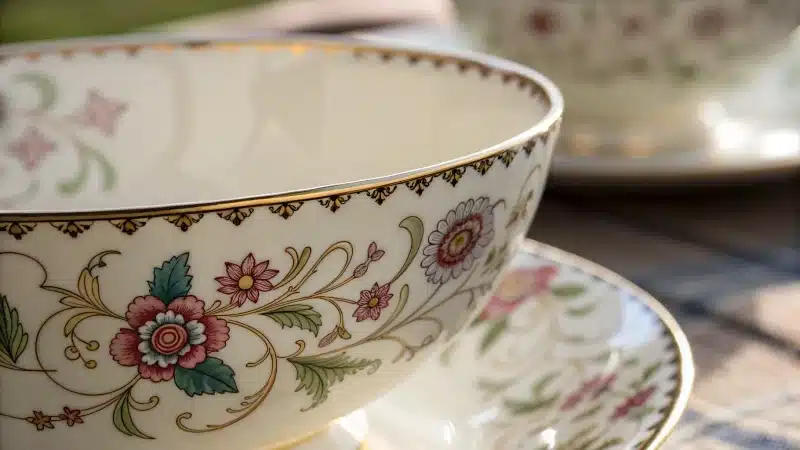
<box><xmin>275</xmin><ymin>240</ymin><xmax>694</xmax><ymax>450</ymax></box>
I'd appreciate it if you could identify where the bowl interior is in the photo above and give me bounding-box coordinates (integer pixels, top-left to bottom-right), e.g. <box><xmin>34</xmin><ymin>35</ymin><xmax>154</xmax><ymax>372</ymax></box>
<box><xmin>0</xmin><ymin>38</ymin><xmax>553</xmax><ymax>213</ymax></box>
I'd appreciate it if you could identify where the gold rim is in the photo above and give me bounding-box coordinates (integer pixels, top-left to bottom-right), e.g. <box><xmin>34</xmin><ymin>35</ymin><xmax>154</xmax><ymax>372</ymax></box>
<box><xmin>0</xmin><ymin>34</ymin><xmax>563</xmax><ymax>220</ymax></box>
<box><xmin>520</xmin><ymin>239</ymin><xmax>695</xmax><ymax>450</ymax></box>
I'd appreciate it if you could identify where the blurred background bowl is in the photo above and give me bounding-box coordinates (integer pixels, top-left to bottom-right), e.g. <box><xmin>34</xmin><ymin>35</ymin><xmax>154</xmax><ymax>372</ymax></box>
<box><xmin>455</xmin><ymin>0</ymin><xmax>800</xmax><ymax>149</ymax></box>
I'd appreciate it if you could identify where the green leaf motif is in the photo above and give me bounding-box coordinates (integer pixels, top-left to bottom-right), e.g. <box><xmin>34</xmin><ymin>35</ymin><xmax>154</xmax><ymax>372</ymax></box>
<box><xmin>289</xmin><ymin>353</ymin><xmax>381</xmax><ymax>410</ymax></box>
<box><xmin>148</xmin><ymin>253</ymin><xmax>192</xmax><ymax>304</ymax></box>
<box><xmin>393</xmin><ymin>216</ymin><xmax>424</xmax><ymax>284</ymax></box>
<box><xmin>566</xmin><ymin>304</ymin><xmax>596</xmax><ymax>317</ymax></box>
<box><xmin>112</xmin><ymin>390</ymin><xmax>153</xmax><ymax>439</ymax></box>
<box><xmin>262</xmin><ymin>304</ymin><xmax>323</xmax><ymax>336</ymax></box>
<box><xmin>0</xmin><ymin>295</ymin><xmax>29</xmax><ymax>366</ymax></box>
<box><xmin>641</xmin><ymin>362</ymin><xmax>661</xmax><ymax>383</ymax></box>
<box><xmin>592</xmin><ymin>437</ymin><xmax>625</xmax><ymax>450</ymax></box>
<box><xmin>573</xmin><ymin>403</ymin><xmax>604</xmax><ymax>422</ymax></box>
<box><xmin>532</xmin><ymin>372</ymin><xmax>558</xmax><ymax>397</ymax></box>
<box><xmin>173</xmin><ymin>357</ymin><xmax>238</xmax><ymax>397</ymax></box>
<box><xmin>57</xmin><ymin>140</ymin><xmax>93</xmax><ymax>195</ymax></box>
<box><xmin>15</xmin><ymin>72</ymin><xmax>58</xmax><ymax>111</ymax></box>
<box><xmin>478</xmin><ymin>318</ymin><xmax>508</xmax><ymax>355</ymax></box>
<box><xmin>551</xmin><ymin>283</ymin><xmax>587</xmax><ymax>299</ymax></box>
<box><xmin>503</xmin><ymin>395</ymin><xmax>558</xmax><ymax>415</ymax></box>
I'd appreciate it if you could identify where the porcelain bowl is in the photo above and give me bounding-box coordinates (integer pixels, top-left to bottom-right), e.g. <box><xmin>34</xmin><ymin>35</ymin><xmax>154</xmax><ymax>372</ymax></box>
<box><xmin>0</xmin><ymin>36</ymin><xmax>562</xmax><ymax>450</ymax></box>
<box><xmin>456</xmin><ymin>0</ymin><xmax>798</xmax><ymax>141</ymax></box>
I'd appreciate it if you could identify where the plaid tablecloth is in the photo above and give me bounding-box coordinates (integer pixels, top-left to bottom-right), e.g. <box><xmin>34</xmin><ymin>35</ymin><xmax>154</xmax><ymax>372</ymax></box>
<box><xmin>529</xmin><ymin>176</ymin><xmax>800</xmax><ymax>449</ymax></box>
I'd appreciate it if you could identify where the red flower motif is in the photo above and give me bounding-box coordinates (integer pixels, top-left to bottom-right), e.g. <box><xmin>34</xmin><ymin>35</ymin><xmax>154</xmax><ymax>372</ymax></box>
<box><xmin>353</xmin><ymin>282</ymin><xmax>393</xmax><ymax>322</ymax></box>
<box><xmin>561</xmin><ymin>373</ymin><xmax>617</xmax><ymax>411</ymax></box>
<box><xmin>70</xmin><ymin>89</ymin><xmax>128</xmax><ymax>136</ymax></box>
<box><xmin>58</xmin><ymin>407</ymin><xmax>83</xmax><ymax>427</ymax></box>
<box><xmin>9</xmin><ymin>127</ymin><xmax>55</xmax><ymax>171</ymax></box>
<box><xmin>215</xmin><ymin>253</ymin><xmax>279</xmax><ymax>306</ymax></box>
<box><xmin>109</xmin><ymin>296</ymin><xmax>230</xmax><ymax>382</ymax></box>
<box><xmin>480</xmin><ymin>265</ymin><xmax>558</xmax><ymax>321</ymax></box>
<box><xmin>612</xmin><ymin>386</ymin><xmax>656</xmax><ymax>420</ymax></box>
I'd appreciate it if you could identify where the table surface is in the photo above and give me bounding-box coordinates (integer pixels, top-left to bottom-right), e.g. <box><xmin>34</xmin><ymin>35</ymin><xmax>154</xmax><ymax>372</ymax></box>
<box><xmin>528</xmin><ymin>176</ymin><xmax>800</xmax><ymax>449</ymax></box>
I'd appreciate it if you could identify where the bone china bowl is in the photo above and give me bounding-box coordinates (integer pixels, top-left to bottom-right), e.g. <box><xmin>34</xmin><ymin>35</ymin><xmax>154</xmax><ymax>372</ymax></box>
<box><xmin>0</xmin><ymin>36</ymin><xmax>562</xmax><ymax>450</ymax></box>
<box><xmin>456</xmin><ymin>0</ymin><xmax>799</xmax><ymax>139</ymax></box>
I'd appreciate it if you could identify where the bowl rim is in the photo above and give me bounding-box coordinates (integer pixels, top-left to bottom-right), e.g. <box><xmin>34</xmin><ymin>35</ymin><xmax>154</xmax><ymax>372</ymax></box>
<box><xmin>0</xmin><ymin>33</ymin><xmax>563</xmax><ymax>221</ymax></box>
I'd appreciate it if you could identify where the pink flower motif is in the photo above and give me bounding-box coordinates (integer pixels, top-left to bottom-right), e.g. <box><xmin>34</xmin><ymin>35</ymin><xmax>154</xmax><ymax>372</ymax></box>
<box><xmin>479</xmin><ymin>265</ymin><xmax>558</xmax><ymax>321</ymax></box>
<box><xmin>561</xmin><ymin>373</ymin><xmax>617</xmax><ymax>411</ymax></box>
<box><xmin>58</xmin><ymin>407</ymin><xmax>83</xmax><ymax>427</ymax></box>
<box><xmin>353</xmin><ymin>282</ymin><xmax>393</xmax><ymax>322</ymax></box>
<box><xmin>8</xmin><ymin>127</ymin><xmax>55</xmax><ymax>171</ymax></box>
<box><xmin>215</xmin><ymin>253</ymin><xmax>279</xmax><ymax>307</ymax></box>
<box><xmin>612</xmin><ymin>385</ymin><xmax>656</xmax><ymax>420</ymax></box>
<box><xmin>109</xmin><ymin>295</ymin><xmax>230</xmax><ymax>382</ymax></box>
<box><xmin>70</xmin><ymin>89</ymin><xmax>127</xmax><ymax>136</ymax></box>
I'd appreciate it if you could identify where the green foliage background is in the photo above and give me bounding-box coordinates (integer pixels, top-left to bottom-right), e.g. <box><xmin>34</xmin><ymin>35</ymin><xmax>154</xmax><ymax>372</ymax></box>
<box><xmin>2</xmin><ymin>0</ymin><xmax>272</xmax><ymax>43</ymax></box>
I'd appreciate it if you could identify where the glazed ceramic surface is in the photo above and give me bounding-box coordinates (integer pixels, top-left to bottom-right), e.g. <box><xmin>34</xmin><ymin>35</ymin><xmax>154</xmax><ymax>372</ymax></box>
<box><xmin>455</xmin><ymin>0</ymin><xmax>799</xmax><ymax>150</ymax></box>
<box><xmin>0</xmin><ymin>36</ymin><xmax>562</xmax><ymax>450</ymax></box>
<box><xmin>292</xmin><ymin>240</ymin><xmax>694</xmax><ymax>449</ymax></box>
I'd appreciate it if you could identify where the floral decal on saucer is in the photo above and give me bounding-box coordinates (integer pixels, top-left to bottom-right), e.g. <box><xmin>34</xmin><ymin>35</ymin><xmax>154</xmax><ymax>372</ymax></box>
<box><xmin>441</xmin><ymin>241</ymin><xmax>689</xmax><ymax>450</ymax></box>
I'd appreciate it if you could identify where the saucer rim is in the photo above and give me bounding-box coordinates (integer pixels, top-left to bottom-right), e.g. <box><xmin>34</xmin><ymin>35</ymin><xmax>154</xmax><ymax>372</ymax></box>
<box><xmin>520</xmin><ymin>239</ymin><xmax>695</xmax><ymax>450</ymax></box>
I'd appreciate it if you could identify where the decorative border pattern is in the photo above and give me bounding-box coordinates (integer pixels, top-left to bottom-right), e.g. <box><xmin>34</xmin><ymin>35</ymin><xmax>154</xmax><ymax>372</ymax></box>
<box><xmin>0</xmin><ymin>127</ymin><xmax>559</xmax><ymax>241</ymax></box>
<box><xmin>0</xmin><ymin>38</ymin><xmax>562</xmax><ymax>235</ymax></box>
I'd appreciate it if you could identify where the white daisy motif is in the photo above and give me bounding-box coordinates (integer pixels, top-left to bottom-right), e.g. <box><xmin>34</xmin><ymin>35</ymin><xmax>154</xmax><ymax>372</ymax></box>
<box><xmin>421</xmin><ymin>197</ymin><xmax>495</xmax><ymax>284</ymax></box>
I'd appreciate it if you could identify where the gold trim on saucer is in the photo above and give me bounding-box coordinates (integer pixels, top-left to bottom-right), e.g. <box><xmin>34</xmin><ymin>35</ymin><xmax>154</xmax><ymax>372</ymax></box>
<box><xmin>520</xmin><ymin>239</ymin><xmax>695</xmax><ymax>450</ymax></box>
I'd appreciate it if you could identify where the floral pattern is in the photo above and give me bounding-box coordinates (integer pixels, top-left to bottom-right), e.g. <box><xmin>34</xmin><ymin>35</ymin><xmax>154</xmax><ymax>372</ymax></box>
<box><xmin>0</xmin><ymin>41</ymin><xmax>559</xmax><ymax>450</ymax></box>
<box><xmin>2</xmin><ymin>73</ymin><xmax>123</xmax><ymax>202</ymax></box>
<box><xmin>69</xmin><ymin>90</ymin><xmax>128</xmax><ymax>136</ymax></box>
<box><xmin>459</xmin><ymin>0</ymin><xmax>797</xmax><ymax>84</ymax></box>
<box><xmin>0</xmin><ymin>195</ymin><xmax>525</xmax><ymax>441</ymax></box>
<box><xmin>0</xmin><ymin>41</ymin><xmax>556</xmax><ymax>216</ymax></box>
<box><xmin>421</xmin><ymin>197</ymin><xmax>495</xmax><ymax>284</ymax></box>
<box><xmin>215</xmin><ymin>253</ymin><xmax>279</xmax><ymax>306</ymax></box>
<box><xmin>110</xmin><ymin>295</ymin><xmax>231</xmax><ymax>383</ymax></box>
<box><xmin>353</xmin><ymin>283</ymin><xmax>393</xmax><ymax>322</ymax></box>
<box><xmin>9</xmin><ymin>126</ymin><xmax>56</xmax><ymax>171</ymax></box>
<box><xmin>479</xmin><ymin>265</ymin><xmax>556</xmax><ymax>321</ymax></box>
<box><xmin>438</xmin><ymin>241</ymin><xmax>690</xmax><ymax>450</ymax></box>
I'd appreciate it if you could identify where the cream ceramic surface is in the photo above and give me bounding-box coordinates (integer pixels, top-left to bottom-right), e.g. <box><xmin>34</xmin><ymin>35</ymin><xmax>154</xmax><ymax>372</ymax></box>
<box><xmin>279</xmin><ymin>240</ymin><xmax>694</xmax><ymax>450</ymax></box>
<box><xmin>0</xmin><ymin>36</ymin><xmax>562</xmax><ymax>450</ymax></box>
